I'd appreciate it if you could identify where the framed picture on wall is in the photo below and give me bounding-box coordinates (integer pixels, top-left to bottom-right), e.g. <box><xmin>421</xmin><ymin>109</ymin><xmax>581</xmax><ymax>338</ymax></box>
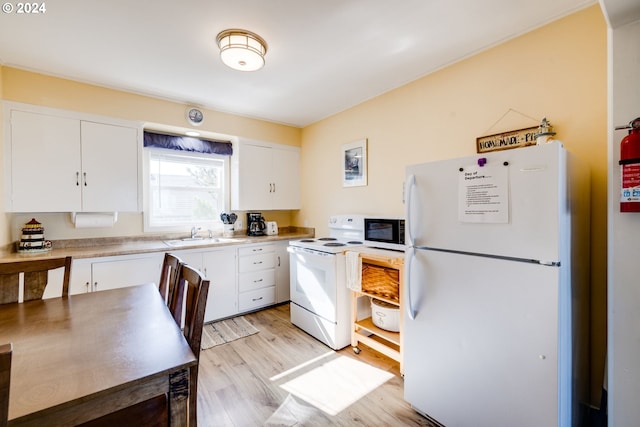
<box><xmin>342</xmin><ymin>138</ymin><xmax>367</xmax><ymax>187</ymax></box>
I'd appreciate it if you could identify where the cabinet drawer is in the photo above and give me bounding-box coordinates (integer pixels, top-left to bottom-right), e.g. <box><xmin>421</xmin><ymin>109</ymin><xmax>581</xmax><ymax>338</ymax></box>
<box><xmin>239</xmin><ymin>252</ymin><xmax>275</xmax><ymax>272</ymax></box>
<box><xmin>238</xmin><ymin>244</ymin><xmax>275</xmax><ymax>257</ymax></box>
<box><xmin>239</xmin><ymin>269</ymin><xmax>275</xmax><ymax>292</ymax></box>
<box><xmin>239</xmin><ymin>286</ymin><xmax>275</xmax><ymax>311</ymax></box>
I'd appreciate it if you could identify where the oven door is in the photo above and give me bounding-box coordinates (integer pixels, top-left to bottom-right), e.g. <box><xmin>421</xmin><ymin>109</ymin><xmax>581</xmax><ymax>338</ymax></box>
<box><xmin>288</xmin><ymin>246</ymin><xmax>338</xmax><ymax>322</ymax></box>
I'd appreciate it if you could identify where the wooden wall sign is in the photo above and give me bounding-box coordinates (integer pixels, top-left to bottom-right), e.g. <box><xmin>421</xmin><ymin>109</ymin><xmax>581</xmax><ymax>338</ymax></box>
<box><xmin>476</xmin><ymin>126</ymin><xmax>539</xmax><ymax>153</ymax></box>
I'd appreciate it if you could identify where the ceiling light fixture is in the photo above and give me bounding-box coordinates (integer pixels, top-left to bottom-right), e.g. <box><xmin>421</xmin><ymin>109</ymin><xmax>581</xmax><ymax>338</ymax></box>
<box><xmin>216</xmin><ymin>29</ymin><xmax>267</xmax><ymax>72</ymax></box>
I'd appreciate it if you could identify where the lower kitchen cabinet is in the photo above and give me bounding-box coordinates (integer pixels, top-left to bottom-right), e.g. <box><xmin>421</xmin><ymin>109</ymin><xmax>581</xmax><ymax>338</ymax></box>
<box><xmin>238</xmin><ymin>244</ymin><xmax>276</xmax><ymax>312</ymax></box>
<box><xmin>53</xmin><ymin>253</ymin><xmax>163</xmax><ymax>298</ymax></box>
<box><xmin>203</xmin><ymin>249</ymin><xmax>237</xmax><ymax>321</ymax></box>
<box><xmin>90</xmin><ymin>253</ymin><xmax>164</xmax><ymax>292</ymax></box>
<box><xmin>275</xmin><ymin>241</ymin><xmax>290</xmax><ymax>303</ymax></box>
<box><xmin>53</xmin><ymin>240</ymin><xmax>291</xmax><ymax>321</ymax></box>
<box><xmin>174</xmin><ymin>247</ymin><xmax>237</xmax><ymax>323</ymax></box>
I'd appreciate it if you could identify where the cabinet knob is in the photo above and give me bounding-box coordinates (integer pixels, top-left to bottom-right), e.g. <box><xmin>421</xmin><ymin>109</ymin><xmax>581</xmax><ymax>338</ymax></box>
<box><xmin>76</xmin><ymin>172</ymin><xmax>80</xmax><ymax>186</ymax></box>
<box><xmin>83</xmin><ymin>172</ymin><xmax>88</xmax><ymax>186</ymax></box>
<box><xmin>252</xmin><ymin>296</ymin><xmax>263</xmax><ymax>302</ymax></box>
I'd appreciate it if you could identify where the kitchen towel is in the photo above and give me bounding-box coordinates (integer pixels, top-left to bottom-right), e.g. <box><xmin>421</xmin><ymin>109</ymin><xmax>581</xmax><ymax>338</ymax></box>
<box><xmin>201</xmin><ymin>316</ymin><xmax>259</xmax><ymax>350</ymax></box>
<box><xmin>345</xmin><ymin>250</ymin><xmax>362</xmax><ymax>291</ymax></box>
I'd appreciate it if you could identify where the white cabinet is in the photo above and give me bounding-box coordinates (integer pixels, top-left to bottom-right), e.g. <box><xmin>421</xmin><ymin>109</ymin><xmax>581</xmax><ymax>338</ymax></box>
<box><xmin>274</xmin><ymin>241</ymin><xmax>290</xmax><ymax>303</ymax></box>
<box><xmin>78</xmin><ymin>121</ymin><xmax>139</xmax><ymax>212</ymax></box>
<box><xmin>5</xmin><ymin>105</ymin><xmax>140</xmax><ymax>212</ymax></box>
<box><xmin>238</xmin><ymin>244</ymin><xmax>276</xmax><ymax>312</ymax></box>
<box><xmin>231</xmin><ymin>140</ymin><xmax>300</xmax><ymax>210</ymax></box>
<box><xmin>174</xmin><ymin>247</ymin><xmax>237</xmax><ymax>323</ymax></box>
<box><xmin>68</xmin><ymin>258</ymin><xmax>93</xmax><ymax>295</ymax></box>
<box><xmin>53</xmin><ymin>253</ymin><xmax>163</xmax><ymax>298</ymax></box>
<box><xmin>271</xmin><ymin>147</ymin><xmax>300</xmax><ymax>209</ymax></box>
<box><xmin>90</xmin><ymin>253</ymin><xmax>163</xmax><ymax>292</ymax></box>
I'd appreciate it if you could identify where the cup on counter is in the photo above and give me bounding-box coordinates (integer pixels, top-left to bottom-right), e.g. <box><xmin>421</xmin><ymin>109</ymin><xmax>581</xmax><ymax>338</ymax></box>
<box><xmin>223</xmin><ymin>224</ymin><xmax>234</xmax><ymax>237</ymax></box>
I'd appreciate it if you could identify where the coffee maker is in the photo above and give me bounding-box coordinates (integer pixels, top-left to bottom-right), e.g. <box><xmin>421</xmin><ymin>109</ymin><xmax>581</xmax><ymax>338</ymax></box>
<box><xmin>246</xmin><ymin>212</ymin><xmax>266</xmax><ymax>236</ymax></box>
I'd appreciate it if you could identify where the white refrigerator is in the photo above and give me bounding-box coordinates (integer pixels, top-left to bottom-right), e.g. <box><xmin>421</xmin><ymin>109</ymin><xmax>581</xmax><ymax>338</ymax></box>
<box><xmin>403</xmin><ymin>141</ymin><xmax>590</xmax><ymax>427</ymax></box>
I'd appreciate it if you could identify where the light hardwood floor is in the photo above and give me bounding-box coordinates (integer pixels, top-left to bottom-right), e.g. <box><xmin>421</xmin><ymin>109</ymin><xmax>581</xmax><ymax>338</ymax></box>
<box><xmin>196</xmin><ymin>304</ymin><xmax>436</xmax><ymax>426</ymax></box>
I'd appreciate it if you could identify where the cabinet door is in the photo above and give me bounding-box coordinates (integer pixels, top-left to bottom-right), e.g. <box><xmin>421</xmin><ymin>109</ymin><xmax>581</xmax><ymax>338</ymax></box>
<box><xmin>9</xmin><ymin>110</ymin><xmax>82</xmax><ymax>212</ymax></box>
<box><xmin>274</xmin><ymin>241</ymin><xmax>290</xmax><ymax>303</ymax></box>
<box><xmin>272</xmin><ymin>147</ymin><xmax>301</xmax><ymax>209</ymax></box>
<box><xmin>202</xmin><ymin>248</ymin><xmax>237</xmax><ymax>322</ymax></box>
<box><xmin>68</xmin><ymin>259</ymin><xmax>93</xmax><ymax>295</ymax></box>
<box><xmin>81</xmin><ymin>121</ymin><xmax>139</xmax><ymax>212</ymax></box>
<box><xmin>91</xmin><ymin>254</ymin><xmax>163</xmax><ymax>292</ymax></box>
<box><xmin>235</xmin><ymin>143</ymin><xmax>272</xmax><ymax>210</ymax></box>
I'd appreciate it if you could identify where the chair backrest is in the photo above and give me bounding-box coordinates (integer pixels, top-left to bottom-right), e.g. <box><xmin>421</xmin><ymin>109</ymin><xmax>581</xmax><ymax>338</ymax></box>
<box><xmin>158</xmin><ymin>253</ymin><xmax>183</xmax><ymax>308</ymax></box>
<box><xmin>171</xmin><ymin>265</ymin><xmax>209</xmax><ymax>427</ymax></box>
<box><xmin>171</xmin><ymin>264</ymin><xmax>210</xmax><ymax>359</ymax></box>
<box><xmin>1</xmin><ymin>343</ymin><xmax>12</xmax><ymax>427</ymax></box>
<box><xmin>0</xmin><ymin>257</ymin><xmax>72</xmax><ymax>304</ymax></box>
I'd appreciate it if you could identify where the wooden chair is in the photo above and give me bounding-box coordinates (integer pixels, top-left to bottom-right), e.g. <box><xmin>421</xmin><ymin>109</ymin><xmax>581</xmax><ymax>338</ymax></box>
<box><xmin>0</xmin><ymin>257</ymin><xmax>72</xmax><ymax>304</ymax></box>
<box><xmin>158</xmin><ymin>253</ymin><xmax>183</xmax><ymax>312</ymax></box>
<box><xmin>172</xmin><ymin>264</ymin><xmax>210</xmax><ymax>427</ymax></box>
<box><xmin>1</xmin><ymin>343</ymin><xmax>12</xmax><ymax>427</ymax></box>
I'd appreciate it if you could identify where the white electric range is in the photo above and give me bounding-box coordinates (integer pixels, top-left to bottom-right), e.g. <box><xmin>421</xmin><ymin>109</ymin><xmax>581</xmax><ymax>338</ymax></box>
<box><xmin>288</xmin><ymin>214</ymin><xmax>365</xmax><ymax>349</ymax></box>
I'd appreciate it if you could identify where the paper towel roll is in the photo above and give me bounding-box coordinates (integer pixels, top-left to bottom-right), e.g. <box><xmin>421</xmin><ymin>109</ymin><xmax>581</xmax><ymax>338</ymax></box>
<box><xmin>72</xmin><ymin>212</ymin><xmax>118</xmax><ymax>228</ymax></box>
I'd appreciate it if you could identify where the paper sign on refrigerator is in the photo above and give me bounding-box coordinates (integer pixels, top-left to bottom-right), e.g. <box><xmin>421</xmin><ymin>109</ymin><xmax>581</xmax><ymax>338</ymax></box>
<box><xmin>458</xmin><ymin>163</ymin><xmax>509</xmax><ymax>223</ymax></box>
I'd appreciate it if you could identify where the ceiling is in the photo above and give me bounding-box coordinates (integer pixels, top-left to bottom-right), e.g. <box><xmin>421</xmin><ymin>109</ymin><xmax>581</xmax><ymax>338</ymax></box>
<box><xmin>0</xmin><ymin>0</ymin><xmax>596</xmax><ymax>128</ymax></box>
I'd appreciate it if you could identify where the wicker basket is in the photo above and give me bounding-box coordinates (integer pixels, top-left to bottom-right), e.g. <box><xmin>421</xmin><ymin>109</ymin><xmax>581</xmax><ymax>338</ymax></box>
<box><xmin>361</xmin><ymin>263</ymin><xmax>400</xmax><ymax>302</ymax></box>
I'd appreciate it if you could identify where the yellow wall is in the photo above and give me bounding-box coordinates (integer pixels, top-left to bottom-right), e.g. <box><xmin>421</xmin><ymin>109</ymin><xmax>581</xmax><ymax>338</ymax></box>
<box><xmin>298</xmin><ymin>5</ymin><xmax>607</xmax><ymax>404</ymax></box>
<box><xmin>2</xmin><ymin>67</ymin><xmax>301</xmax><ymax>147</ymax></box>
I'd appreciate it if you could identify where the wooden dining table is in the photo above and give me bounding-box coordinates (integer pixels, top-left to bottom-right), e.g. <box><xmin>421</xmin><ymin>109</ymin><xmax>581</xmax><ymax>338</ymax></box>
<box><xmin>0</xmin><ymin>283</ymin><xmax>197</xmax><ymax>426</ymax></box>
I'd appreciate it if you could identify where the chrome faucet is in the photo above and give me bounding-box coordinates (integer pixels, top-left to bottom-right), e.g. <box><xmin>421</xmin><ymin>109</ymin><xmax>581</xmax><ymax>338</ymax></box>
<box><xmin>191</xmin><ymin>226</ymin><xmax>201</xmax><ymax>239</ymax></box>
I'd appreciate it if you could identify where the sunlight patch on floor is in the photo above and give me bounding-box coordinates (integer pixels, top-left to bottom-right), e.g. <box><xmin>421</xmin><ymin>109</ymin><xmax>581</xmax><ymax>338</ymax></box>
<box><xmin>264</xmin><ymin>394</ymin><xmax>324</xmax><ymax>426</ymax></box>
<box><xmin>277</xmin><ymin>355</ymin><xmax>394</xmax><ymax>415</ymax></box>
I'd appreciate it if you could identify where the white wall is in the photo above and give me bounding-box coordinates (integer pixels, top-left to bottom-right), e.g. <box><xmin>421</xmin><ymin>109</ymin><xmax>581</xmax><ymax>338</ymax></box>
<box><xmin>602</xmin><ymin>0</ymin><xmax>640</xmax><ymax>424</ymax></box>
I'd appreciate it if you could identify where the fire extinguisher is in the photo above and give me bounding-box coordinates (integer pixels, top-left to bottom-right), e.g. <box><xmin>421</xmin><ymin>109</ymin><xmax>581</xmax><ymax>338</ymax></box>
<box><xmin>616</xmin><ymin>117</ymin><xmax>640</xmax><ymax>212</ymax></box>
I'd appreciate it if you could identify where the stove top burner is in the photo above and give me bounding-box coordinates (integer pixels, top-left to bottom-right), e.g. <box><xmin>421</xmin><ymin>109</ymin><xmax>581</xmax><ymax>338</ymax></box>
<box><xmin>324</xmin><ymin>242</ymin><xmax>346</xmax><ymax>247</ymax></box>
<box><xmin>299</xmin><ymin>239</ymin><xmax>315</xmax><ymax>243</ymax></box>
<box><xmin>347</xmin><ymin>241</ymin><xmax>363</xmax><ymax>245</ymax></box>
<box><xmin>318</xmin><ymin>237</ymin><xmax>337</xmax><ymax>241</ymax></box>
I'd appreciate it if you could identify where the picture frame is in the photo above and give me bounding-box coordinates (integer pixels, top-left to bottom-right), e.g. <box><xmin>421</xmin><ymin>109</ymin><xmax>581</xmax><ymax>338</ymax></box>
<box><xmin>342</xmin><ymin>139</ymin><xmax>368</xmax><ymax>187</ymax></box>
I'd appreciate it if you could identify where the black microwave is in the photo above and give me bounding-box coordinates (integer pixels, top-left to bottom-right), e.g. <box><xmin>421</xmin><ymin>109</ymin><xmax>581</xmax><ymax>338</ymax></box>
<box><xmin>363</xmin><ymin>218</ymin><xmax>406</xmax><ymax>251</ymax></box>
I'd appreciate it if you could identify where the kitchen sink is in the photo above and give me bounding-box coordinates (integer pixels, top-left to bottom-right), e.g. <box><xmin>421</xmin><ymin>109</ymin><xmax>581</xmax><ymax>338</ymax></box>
<box><xmin>163</xmin><ymin>237</ymin><xmax>241</xmax><ymax>247</ymax></box>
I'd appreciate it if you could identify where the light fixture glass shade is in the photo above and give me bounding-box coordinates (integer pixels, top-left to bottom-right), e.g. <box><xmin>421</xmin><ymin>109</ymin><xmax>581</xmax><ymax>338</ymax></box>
<box><xmin>216</xmin><ymin>29</ymin><xmax>267</xmax><ymax>71</ymax></box>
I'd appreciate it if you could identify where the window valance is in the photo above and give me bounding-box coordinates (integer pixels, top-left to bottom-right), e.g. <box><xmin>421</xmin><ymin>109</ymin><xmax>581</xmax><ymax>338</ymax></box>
<box><xmin>143</xmin><ymin>131</ymin><xmax>233</xmax><ymax>156</ymax></box>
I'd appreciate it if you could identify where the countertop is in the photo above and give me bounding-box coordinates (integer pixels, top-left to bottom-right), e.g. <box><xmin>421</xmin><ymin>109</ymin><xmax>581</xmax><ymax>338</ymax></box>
<box><xmin>0</xmin><ymin>227</ymin><xmax>314</xmax><ymax>262</ymax></box>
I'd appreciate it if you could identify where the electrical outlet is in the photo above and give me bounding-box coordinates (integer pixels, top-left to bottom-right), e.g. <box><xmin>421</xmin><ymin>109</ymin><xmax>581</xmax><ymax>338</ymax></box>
<box><xmin>236</xmin><ymin>219</ymin><xmax>243</xmax><ymax>229</ymax></box>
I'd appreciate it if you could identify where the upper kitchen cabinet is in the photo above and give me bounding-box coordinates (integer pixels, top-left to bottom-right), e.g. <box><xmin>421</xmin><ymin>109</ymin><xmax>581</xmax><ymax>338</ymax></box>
<box><xmin>231</xmin><ymin>139</ymin><xmax>300</xmax><ymax>210</ymax></box>
<box><xmin>4</xmin><ymin>103</ymin><xmax>141</xmax><ymax>213</ymax></box>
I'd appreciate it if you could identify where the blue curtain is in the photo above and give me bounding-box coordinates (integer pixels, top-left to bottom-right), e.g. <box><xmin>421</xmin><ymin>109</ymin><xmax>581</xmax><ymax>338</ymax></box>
<box><xmin>143</xmin><ymin>131</ymin><xmax>233</xmax><ymax>156</ymax></box>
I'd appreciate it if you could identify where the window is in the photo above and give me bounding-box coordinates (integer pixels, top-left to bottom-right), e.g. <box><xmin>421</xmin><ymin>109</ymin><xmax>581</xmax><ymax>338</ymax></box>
<box><xmin>144</xmin><ymin>148</ymin><xmax>229</xmax><ymax>231</ymax></box>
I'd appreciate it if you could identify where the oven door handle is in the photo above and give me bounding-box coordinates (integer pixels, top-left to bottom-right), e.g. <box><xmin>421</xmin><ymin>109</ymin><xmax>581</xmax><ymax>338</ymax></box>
<box><xmin>287</xmin><ymin>246</ymin><xmax>332</xmax><ymax>256</ymax></box>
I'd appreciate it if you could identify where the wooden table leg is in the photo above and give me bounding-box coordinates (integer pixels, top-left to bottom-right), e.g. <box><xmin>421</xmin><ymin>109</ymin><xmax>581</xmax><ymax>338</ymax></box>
<box><xmin>168</xmin><ymin>368</ymin><xmax>190</xmax><ymax>426</ymax></box>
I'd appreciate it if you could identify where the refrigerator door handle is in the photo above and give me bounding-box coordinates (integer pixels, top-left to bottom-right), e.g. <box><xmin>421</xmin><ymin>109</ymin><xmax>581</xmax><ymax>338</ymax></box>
<box><xmin>405</xmin><ymin>246</ymin><xmax>417</xmax><ymax>320</ymax></box>
<box><xmin>405</xmin><ymin>174</ymin><xmax>416</xmax><ymax>246</ymax></box>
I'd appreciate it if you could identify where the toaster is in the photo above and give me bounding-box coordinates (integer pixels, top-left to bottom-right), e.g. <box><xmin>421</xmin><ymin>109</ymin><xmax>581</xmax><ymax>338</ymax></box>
<box><xmin>265</xmin><ymin>221</ymin><xmax>278</xmax><ymax>235</ymax></box>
